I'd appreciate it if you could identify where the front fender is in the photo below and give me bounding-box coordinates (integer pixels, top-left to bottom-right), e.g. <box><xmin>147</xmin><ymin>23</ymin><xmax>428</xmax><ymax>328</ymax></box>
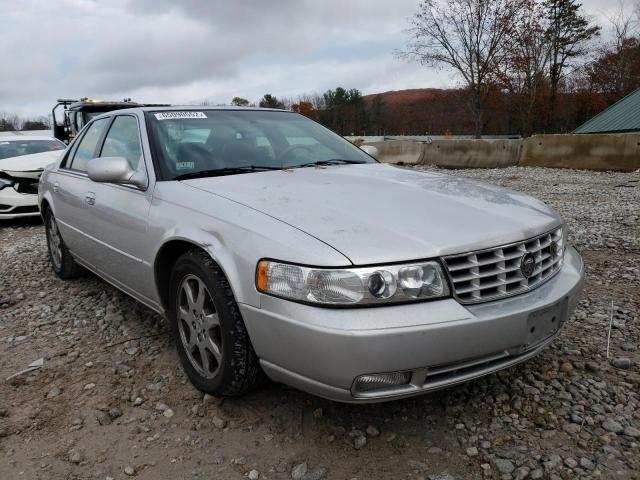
<box><xmin>150</xmin><ymin>228</ymin><xmax>244</xmax><ymax>311</ymax></box>
<box><xmin>38</xmin><ymin>169</ymin><xmax>57</xmax><ymax>218</ymax></box>
<box><xmin>148</xmin><ymin>182</ymin><xmax>351</xmax><ymax>308</ymax></box>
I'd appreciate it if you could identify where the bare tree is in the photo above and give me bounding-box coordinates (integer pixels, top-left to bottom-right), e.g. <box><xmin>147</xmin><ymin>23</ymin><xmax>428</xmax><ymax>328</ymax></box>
<box><xmin>499</xmin><ymin>0</ymin><xmax>552</xmax><ymax>136</ymax></box>
<box><xmin>544</xmin><ymin>0</ymin><xmax>600</xmax><ymax>131</ymax></box>
<box><xmin>608</xmin><ymin>0</ymin><xmax>638</xmax><ymax>43</ymax></box>
<box><xmin>578</xmin><ymin>1</ymin><xmax>640</xmax><ymax>103</ymax></box>
<box><xmin>600</xmin><ymin>0</ymin><xmax>639</xmax><ymax>99</ymax></box>
<box><xmin>401</xmin><ymin>0</ymin><xmax>524</xmax><ymax>138</ymax></box>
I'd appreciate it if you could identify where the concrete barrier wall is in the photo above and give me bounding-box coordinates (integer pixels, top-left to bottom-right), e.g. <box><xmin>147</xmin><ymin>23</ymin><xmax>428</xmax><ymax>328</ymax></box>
<box><xmin>366</xmin><ymin>139</ymin><xmax>521</xmax><ymax>168</ymax></box>
<box><xmin>422</xmin><ymin>139</ymin><xmax>521</xmax><ymax>168</ymax></box>
<box><xmin>521</xmin><ymin>134</ymin><xmax>640</xmax><ymax>172</ymax></box>
<box><xmin>364</xmin><ymin>134</ymin><xmax>640</xmax><ymax>171</ymax></box>
<box><xmin>365</xmin><ymin>141</ymin><xmax>426</xmax><ymax>165</ymax></box>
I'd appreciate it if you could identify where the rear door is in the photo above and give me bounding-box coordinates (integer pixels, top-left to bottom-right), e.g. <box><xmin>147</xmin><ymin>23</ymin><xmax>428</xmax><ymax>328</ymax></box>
<box><xmin>81</xmin><ymin>114</ymin><xmax>155</xmax><ymax>300</ymax></box>
<box><xmin>53</xmin><ymin>117</ymin><xmax>110</xmax><ymax>265</ymax></box>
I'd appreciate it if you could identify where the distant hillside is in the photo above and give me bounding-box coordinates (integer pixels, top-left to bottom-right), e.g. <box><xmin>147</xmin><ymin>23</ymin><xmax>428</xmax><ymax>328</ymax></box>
<box><xmin>363</xmin><ymin>88</ymin><xmax>463</xmax><ymax>104</ymax></box>
<box><xmin>360</xmin><ymin>87</ymin><xmax>605</xmax><ymax>136</ymax></box>
<box><xmin>362</xmin><ymin>88</ymin><xmax>475</xmax><ymax>136</ymax></box>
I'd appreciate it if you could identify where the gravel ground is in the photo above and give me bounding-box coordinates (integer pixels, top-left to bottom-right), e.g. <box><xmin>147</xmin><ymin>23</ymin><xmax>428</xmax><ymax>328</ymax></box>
<box><xmin>0</xmin><ymin>166</ymin><xmax>638</xmax><ymax>480</ymax></box>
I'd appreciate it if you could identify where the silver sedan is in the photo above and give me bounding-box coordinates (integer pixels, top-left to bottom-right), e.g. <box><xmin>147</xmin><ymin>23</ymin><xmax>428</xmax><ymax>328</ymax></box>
<box><xmin>39</xmin><ymin>107</ymin><xmax>584</xmax><ymax>402</ymax></box>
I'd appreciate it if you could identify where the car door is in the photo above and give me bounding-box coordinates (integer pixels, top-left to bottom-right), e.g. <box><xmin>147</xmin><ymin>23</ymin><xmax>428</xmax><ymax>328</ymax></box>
<box><xmin>53</xmin><ymin>117</ymin><xmax>110</xmax><ymax>266</ymax></box>
<box><xmin>82</xmin><ymin>114</ymin><xmax>154</xmax><ymax>301</ymax></box>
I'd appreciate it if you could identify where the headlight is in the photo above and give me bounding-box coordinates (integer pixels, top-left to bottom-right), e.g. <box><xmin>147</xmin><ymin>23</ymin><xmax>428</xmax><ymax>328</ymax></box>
<box><xmin>256</xmin><ymin>259</ymin><xmax>449</xmax><ymax>306</ymax></box>
<box><xmin>0</xmin><ymin>177</ymin><xmax>14</xmax><ymax>191</ymax></box>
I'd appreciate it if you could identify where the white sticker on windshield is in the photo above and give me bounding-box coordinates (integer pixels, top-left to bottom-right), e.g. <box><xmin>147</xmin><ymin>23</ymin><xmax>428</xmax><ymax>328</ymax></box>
<box><xmin>176</xmin><ymin>161</ymin><xmax>195</xmax><ymax>170</ymax></box>
<box><xmin>154</xmin><ymin>111</ymin><xmax>207</xmax><ymax>120</ymax></box>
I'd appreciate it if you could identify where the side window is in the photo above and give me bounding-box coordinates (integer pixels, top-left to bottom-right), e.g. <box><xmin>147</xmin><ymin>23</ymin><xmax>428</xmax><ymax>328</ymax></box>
<box><xmin>100</xmin><ymin>116</ymin><xmax>143</xmax><ymax>170</ymax></box>
<box><xmin>61</xmin><ymin>129</ymin><xmax>84</xmax><ymax>168</ymax></box>
<box><xmin>69</xmin><ymin>118</ymin><xmax>109</xmax><ymax>172</ymax></box>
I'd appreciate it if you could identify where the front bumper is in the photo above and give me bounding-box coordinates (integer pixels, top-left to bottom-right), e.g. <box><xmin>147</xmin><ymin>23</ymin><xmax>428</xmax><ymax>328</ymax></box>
<box><xmin>0</xmin><ymin>187</ymin><xmax>40</xmax><ymax>219</ymax></box>
<box><xmin>240</xmin><ymin>246</ymin><xmax>584</xmax><ymax>403</ymax></box>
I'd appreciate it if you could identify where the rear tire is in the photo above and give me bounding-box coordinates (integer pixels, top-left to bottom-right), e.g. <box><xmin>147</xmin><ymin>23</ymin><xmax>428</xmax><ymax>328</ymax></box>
<box><xmin>168</xmin><ymin>249</ymin><xmax>265</xmax><ymax>396</ymax></box>
<box><xmin>44</xmin><ymin>209</ymin><xmax>82</xmax><ymax>279</ymax></box>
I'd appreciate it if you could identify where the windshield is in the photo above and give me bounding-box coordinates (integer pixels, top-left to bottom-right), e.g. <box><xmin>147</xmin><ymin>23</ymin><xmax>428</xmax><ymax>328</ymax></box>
<box><xmin>145</xmin><ymin>110</ymin><xmax>376</xmax><ymax>180</ymax></box>
<box><xmin>0</xmin><ymin>139</ymin><xmax>65</xmax><ymax>160</ymax></box>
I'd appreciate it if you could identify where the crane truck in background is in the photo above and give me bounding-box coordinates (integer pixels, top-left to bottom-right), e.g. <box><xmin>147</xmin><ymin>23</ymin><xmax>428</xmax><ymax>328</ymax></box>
<box><xmin>51</xmin><ymin>98</ymin><xmax>169</xmax><ymax>143</ymax></box>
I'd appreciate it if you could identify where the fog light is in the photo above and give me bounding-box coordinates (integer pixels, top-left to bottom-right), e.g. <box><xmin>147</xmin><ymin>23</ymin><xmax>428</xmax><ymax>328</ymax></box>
<box><xmin>353</xmin><ymin>371</ymin><xmax>412</xmax><ymax>393</ymax></box>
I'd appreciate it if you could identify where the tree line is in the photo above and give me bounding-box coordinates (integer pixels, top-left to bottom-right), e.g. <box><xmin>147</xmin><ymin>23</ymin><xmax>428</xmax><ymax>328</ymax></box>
<box><xmin>228</xmin><ymin>89</ymin><xmax>384</xmax><ymax>137</ymax></box>
<box><xmin>0</xmin><ymin>113</ymin><xmax>50</xmax><ymax>132</ymax></box>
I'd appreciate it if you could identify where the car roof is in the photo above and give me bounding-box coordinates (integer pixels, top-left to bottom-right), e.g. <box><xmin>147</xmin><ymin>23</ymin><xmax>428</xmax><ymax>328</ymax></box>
<box><xmin>95</xmin><ymin>105</ymin><xmax>294</xmax><ymax>115</ymax></box>
<box><xmin>0</xmin><ymin>134</ymin><xmax>61</xmax><ymax>142</ymax></box>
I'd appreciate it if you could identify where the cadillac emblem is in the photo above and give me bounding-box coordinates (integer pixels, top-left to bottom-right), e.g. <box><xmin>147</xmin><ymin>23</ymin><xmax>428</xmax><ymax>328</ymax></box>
<box><xmin>520</xmin><ymin>253</ymin><xmax>536</xmax><ymax>278</ymax></box>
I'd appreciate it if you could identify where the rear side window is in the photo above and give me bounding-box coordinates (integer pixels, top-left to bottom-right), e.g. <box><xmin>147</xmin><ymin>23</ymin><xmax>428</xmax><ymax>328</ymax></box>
<box><xmin>69</xmin><ymin>118</ymin><xmax>109</xmax><ymax>172</ymax></box>
<box><xmin>100</xmin><ymin>116</ymin><xmax>143</xmax><ymax>170</ymax></box>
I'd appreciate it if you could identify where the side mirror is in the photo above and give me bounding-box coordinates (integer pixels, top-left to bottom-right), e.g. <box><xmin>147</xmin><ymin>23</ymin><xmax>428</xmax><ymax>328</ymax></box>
<box><xmin>360</xmin><ymin>144</ymin><xmax>379</xmax><ymax>159</ymax></box>
<box><xmin>87</xmin><ymin>157</ymin><xmax>147</xmax><ymax>189</ymax></box>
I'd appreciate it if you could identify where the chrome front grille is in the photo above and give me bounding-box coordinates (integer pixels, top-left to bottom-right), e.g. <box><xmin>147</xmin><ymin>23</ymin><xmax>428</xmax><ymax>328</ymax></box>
<box><xmin>442</xmin><ymin>227</ymin><xmax>564</xmax><ymax>304</ymax></box>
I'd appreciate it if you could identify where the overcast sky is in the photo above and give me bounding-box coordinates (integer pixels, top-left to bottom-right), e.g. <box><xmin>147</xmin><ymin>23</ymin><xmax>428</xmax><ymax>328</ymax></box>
<box><xmin>0</xmin><ymin>0</ymin><xmax>627</xmax><ymax>117</ymax></box>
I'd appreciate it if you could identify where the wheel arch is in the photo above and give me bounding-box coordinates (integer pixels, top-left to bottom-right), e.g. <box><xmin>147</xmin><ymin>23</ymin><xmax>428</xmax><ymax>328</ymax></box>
<box><xmin>39</xmin><ymin>189</ymin><xmax>56</xmax><ymax>221</ymax></box>
<box><xmin>39</xmin><ymin>197</ymin><xmax>51</xmax><ymax>219</ymax></box>
<box><xmin>153</xmin><ymin>239</ymin><xmax>237</xmax><ymax>313</ymax></box>
<box><xmin>40</xmin><ymin>198</ymin><xmax>51</xmax><ymax>214</ymax></box>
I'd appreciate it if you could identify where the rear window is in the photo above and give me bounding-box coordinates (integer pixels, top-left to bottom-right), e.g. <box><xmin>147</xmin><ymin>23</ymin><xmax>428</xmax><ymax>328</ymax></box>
<box><xmin>0</xmin><ymin>139</ymin><xmax>65</xmax><ymax>160</ymax></box>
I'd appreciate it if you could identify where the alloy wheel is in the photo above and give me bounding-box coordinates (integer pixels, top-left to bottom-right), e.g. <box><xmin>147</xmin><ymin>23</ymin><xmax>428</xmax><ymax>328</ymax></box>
<box><xmin>176</xmin><ymin>274</ymin><xmax>222</xmax><ymax>379</ymax></box>
<box><xmin>47</xmin><ymin>215</ymin><xmax>63</xmax><ymax>270</ymax></box>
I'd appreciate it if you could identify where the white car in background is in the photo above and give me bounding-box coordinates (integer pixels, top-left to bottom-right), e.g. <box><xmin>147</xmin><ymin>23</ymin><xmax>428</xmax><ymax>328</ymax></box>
<box><xmin>0</xmin><ymin>135</ymin><xmax>66</xmax><ymax>219</ymax></box>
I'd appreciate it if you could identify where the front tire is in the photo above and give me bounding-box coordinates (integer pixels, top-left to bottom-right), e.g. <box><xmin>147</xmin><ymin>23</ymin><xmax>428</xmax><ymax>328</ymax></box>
<box><xmin>44</xmin><ymin>209</ymin><xmax>82</xmax><ymax>279</ymax></box>
<box><xmin>168</xmin><ymin>249</ymin><xmax>264</xmax><ymax>396</ymax></box>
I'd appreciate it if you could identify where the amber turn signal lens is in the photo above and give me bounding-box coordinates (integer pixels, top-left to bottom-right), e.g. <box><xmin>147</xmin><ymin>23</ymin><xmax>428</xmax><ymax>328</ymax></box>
<box><xmin>256</xmin><ymin>261</ymin><xmax>270</xmax><ymax>292</ymax></box>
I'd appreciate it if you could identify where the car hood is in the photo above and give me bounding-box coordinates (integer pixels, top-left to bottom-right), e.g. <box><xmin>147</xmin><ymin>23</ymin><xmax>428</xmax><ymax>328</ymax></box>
<box><xmin>0</xmin><ymin>150</ymin><xmax>62</xmax><ymax>178</ymax></box>
<box><xmin>183</xmin><ymin>163</ymin><xmax>562</xmax><ymax>265</ymax></box>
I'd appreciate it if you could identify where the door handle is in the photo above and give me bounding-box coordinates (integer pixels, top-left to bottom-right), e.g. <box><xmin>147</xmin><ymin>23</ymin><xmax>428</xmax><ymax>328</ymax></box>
<box><xmin>53</xmin><ymin>182</ymin><xmax>59</xmax><ymax>193</ymax></box>
<box><xmin>85</xmin><ymin>192</ymin><xmax>96</xmax><ymax>206</ymax></box>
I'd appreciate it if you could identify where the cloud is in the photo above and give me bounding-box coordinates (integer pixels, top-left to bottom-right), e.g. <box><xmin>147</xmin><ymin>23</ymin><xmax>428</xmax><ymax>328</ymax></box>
<box><xmin>0</xmin><ymin>0</ymin><xmax>616</xmax><ymax>117</ymax></box>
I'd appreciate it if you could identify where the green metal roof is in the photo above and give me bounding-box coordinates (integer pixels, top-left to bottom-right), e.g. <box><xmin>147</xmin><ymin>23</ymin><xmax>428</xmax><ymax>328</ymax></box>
<box><xmin>574</xmin><ymin>88</ymin><xmax>640</xmax><ymax>134</ymax></box>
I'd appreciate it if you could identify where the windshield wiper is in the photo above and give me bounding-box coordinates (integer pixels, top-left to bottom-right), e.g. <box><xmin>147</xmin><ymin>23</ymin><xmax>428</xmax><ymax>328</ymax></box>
<box><xmin>292</xmin><ymin>159</ymin><xmax>367</xmax><ymax>169</ymax></box>
<box><xmin>174</xmin><ymin>165</ymin><xmax>281</xmax><ymax>181</ymax></box>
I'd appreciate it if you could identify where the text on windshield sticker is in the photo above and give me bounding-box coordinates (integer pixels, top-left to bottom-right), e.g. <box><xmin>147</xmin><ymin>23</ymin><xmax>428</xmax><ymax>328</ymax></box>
<box><xmin>176</xmin><ymin>162</ymin><xmax>195</xmax><ymax>170</ymax></box>
<box><xmin>154</xmin><ymin>111</ymin><xmax>207</xmax><ymax>120</ymax></box>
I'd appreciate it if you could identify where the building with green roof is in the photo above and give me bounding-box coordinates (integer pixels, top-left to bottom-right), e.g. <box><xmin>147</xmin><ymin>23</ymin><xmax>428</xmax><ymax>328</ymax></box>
<box><xmin>574</xmin><ymin>88</ymin><xmax>640</xmax><ymax>134</ymax></box>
